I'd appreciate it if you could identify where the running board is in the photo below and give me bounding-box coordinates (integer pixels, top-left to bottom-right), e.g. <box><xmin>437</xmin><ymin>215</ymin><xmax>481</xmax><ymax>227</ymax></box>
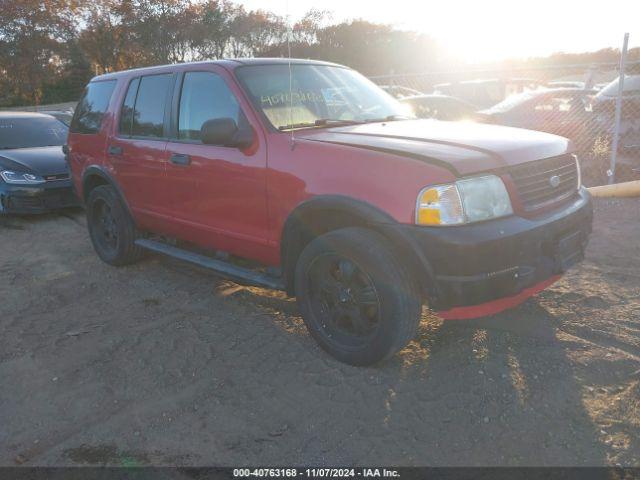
<box><xmin>135</xmin><ymin>238</ymin><xmax>285</xmax><ymax>290</ymax></box>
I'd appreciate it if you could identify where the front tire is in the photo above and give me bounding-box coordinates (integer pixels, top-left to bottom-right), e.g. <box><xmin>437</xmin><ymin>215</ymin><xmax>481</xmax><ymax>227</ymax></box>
<box><xmin>86</xmin><ymin>185</ymin><xmax>144</xmax><ymax>266</ymax></box>
<box><xmin>294</xmin><ymin>227</ymin><xmax>422</xmax><ymax>366</ymax></box>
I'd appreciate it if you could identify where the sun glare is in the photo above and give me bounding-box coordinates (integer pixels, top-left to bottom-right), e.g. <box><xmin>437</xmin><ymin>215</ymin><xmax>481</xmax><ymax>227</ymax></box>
<box><xmin>242</xmin><ymin>0</ymin><xmax>639</xmax><ymax>62</ymax></box>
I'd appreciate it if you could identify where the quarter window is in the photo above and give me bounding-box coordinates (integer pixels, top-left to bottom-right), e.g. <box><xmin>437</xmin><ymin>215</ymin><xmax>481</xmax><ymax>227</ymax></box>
<box><xmin>178</xmin><ymin>72</ymin><xmax>241</xmax><ymax>141</ymax></box>
<box><xmin>70</xmin><ymin>80</ymin><xmax>117</xmax><ymax>134</ymax></box>
<box><xmin>131</xmin><ymin>74</ymin><xmax>172</xmax><ymax>138</ymax></box>
<box><xmin>119</xmin><ymin>78</ymin><xmax>140</xmax><ymax>135</ymax></box>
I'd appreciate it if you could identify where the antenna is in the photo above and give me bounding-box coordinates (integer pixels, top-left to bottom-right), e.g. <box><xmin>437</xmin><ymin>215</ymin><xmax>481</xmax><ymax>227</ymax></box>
<box><xmin>286</xmin><ymin>0</ymin><xmax>295</xmax><ymax>149</ymax></box>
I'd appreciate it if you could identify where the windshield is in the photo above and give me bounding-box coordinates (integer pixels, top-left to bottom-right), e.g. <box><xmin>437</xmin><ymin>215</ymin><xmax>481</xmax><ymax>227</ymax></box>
<box><xmin>236</xmin><ymin>64</ymin><xmax>412</xmax><ymax>130</ymax></box>
<box><xmin>0</xmin><ymin>116</ymin><xmax>68</xmax><ymax>149</ymax></box>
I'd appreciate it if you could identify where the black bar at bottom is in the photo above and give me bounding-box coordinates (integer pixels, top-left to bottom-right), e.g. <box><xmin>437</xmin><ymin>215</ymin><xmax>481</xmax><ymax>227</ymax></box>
<box><xmin>0</xmin><ymin>467</ymin><xmax>638</xmax><ymax>480</ymax></box>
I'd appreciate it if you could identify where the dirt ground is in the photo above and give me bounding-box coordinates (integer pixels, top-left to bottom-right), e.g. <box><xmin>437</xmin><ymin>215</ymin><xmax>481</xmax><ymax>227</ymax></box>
<box><xmin>1</xmin><ymin>198</ymin><xmax>639</xmax><ymax>467</ymax></box>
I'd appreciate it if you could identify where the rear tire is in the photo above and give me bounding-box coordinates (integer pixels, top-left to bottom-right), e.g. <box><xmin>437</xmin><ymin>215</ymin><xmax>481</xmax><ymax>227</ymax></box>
<box><xmin>86</xmin><ymin>185</ymin><xmax>144</xmax><ymax>266</ymax></box>
<box><xmin>294</xmin><ymin>227</ymin><xmax>422</xmax><ymax>366</ymax></box>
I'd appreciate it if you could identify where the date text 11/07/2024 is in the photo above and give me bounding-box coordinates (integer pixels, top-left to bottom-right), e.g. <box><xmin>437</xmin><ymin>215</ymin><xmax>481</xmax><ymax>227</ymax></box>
<box><xmin>233</xmin><ymin>468</ymin><xmax>401</xmax><ymax>478</ymax></box>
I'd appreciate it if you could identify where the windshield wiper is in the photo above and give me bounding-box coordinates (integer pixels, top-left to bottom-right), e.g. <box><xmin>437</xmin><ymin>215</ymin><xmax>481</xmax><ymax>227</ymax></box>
<box><xmin>277</xmin><ymin>115</ymin><xmax>412</xmax><ymax>131</ymax></box>
<box><xmin>278</xmin><ymin>118</ymin><xmax>363</xmax><ymax>131</ymax></box>
<box><xmin>314</xmin><ymin>118</ymin><xmax>364</xmax><ymax>126</ymax></box>
<box><xmin>361</xmin><ymin>114</ymin><xmax>414</xmax><ymax>123</ymax></box>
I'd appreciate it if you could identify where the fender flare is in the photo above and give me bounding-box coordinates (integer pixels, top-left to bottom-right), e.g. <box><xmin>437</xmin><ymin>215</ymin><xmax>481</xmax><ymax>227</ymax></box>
<box><xmin>280</xmin><ymin>195</ymin><xmax>437</xmax><ymax>300</ymax></box>
<box><xmin>81</xmin><ymin>165</ymin><xmax>134</xmax><ymax>219</ymax></box>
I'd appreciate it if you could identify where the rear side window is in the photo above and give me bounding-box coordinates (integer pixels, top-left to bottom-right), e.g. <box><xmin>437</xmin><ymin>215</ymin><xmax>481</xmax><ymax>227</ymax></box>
<box><xmin>178</xmin><ymin>72</ymin><xmax>240</xmax><ymax>141</ymax></box>
<box><xmin>131</xmin><ymin>74</ymin><xmax>172</xmax><ymax>138</ymax></box>
<box><xmin>70</xmin><ymin>80</ymin><xmax>117</xmax><ymax>134</ymax></box>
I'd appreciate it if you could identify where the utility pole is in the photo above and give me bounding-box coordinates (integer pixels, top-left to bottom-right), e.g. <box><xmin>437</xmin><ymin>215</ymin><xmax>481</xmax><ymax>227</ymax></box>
<box><xmin>609</xmin><ymin>33</ymin><xmax>629</xmax><ymax>184</ymax></box>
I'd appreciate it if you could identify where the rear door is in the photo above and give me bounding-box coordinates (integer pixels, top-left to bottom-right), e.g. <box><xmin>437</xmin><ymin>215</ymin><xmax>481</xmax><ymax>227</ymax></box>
<box><xmin>163</xmin><ymin>67</ymin><xmax>269</xmax><ymax>260</ymax></box>
<box><xmin>108</xmin><ymin>73</ymin><xmax>175</xmax><ymax>227</ymax></box>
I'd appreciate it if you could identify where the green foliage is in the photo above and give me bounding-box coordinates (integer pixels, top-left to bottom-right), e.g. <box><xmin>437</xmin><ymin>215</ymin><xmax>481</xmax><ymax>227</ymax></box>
<box><xmin>0</xmin><ymin>0</ymin><xmax>80</xmax><ymax>106</ymax></box>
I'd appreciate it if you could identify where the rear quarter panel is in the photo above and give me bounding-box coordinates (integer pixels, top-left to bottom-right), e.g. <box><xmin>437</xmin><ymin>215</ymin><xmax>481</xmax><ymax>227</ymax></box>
<box><xmin>67</xmin><ymin>79</ymin><xmax>126</xmax><ymax>199</ymax></box>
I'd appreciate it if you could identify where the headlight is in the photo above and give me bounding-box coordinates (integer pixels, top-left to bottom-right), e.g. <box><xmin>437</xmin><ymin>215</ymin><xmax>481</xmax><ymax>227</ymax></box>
<box><xmin>0</xmin><ymin>170</ymin><xmax>46</xmax><ymax>185</ymax></box>
<box><xmin>416</xmin><ymin>175</ymin><xmax>513</xmax><ymax>226</ymax></box>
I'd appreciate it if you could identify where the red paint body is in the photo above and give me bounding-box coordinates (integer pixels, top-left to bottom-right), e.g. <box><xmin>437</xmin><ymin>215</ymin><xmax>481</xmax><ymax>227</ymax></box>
<box><xmin>68</xmin><ymin>62</ymin><xmax>466</xmax><ymax>265</ymax></box>
<box><xmin>67</xmin><ymin>59</ymin><xmax>591</xmax><ymax>320</ymax></box>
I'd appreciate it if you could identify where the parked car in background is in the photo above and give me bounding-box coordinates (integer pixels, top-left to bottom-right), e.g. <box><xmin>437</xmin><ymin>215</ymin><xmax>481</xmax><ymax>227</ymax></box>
<box><xmin>0</xmin><ymin>112</ymin><xmax>78</xmax><ymax>214</ymax></box>
<box><xmin>401</xmin><ymin>94</ymin><xmax>478</xmax><ymax>121</ymax></box>
<box><xmin>477</xmin><ymin>88</ymin><xmax>598</xmax><ymax>149</ymax></box>
<box><xmin>593</xmin><ymin>75</ymin><xmax>640</xmax><ymax>104</ymax></box>
<box><xmin>380</xmin><ymin>85</ymin><xmax>424</xmax><ymax>99</ymax></box>
<box><xmin>434</xmin><ymin>78</ymin><xmax>545</xmax><ymax>108</ymax></box>
<box><xmin>39</xmin><ymin>110</ymin><xmax>74</xmax><ymax>126</ymax></box>
<box><xmin>592</xmin><ymin>75</ymin><xmax>640</xmax><ymax>151</ymax></box>
<box><xmin>68</xmin><ymin>59</ymin><xmax>592</xmax><ymax>365</ymax></box>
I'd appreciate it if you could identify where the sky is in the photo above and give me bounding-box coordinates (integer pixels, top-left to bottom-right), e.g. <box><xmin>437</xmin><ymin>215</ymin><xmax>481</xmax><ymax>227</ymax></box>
<box><xmin>239</xmin><ymin>0</ymin><xmax>639</xmax><ymax>63</ymax></box>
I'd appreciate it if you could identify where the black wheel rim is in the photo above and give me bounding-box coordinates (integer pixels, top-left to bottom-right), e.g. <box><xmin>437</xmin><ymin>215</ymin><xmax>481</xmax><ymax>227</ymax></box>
<box><xmin>306</xmin><ymin>253</ymin><xmax>381</xmax><ymax>347</ymax></box>
<box><xmin>92</xmin><ymin>199</ymin><xmax>118</xmax><ymax>253</ymax></box>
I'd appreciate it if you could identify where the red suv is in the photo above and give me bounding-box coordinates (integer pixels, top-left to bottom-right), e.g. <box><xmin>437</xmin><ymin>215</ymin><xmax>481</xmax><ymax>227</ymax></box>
<box><xmin>67</xmin><ymin>59</ymin><xmax>592</xmax><ymax>365</ymax></box>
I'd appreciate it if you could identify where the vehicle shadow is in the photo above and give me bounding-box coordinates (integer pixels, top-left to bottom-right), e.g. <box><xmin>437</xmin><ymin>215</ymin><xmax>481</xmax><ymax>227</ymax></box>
<box><xmin>375</xmin><ymin>300</ymin><xmax>608</xmax><ymax>466</ymax></box>
<box><xmin>207</xmin><ymin>283</ymin><xmax>608</xmax><ymax>465</ymax></box>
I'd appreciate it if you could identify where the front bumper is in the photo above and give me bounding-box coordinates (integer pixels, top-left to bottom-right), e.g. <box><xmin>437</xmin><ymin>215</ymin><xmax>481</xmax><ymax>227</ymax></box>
<box><xmin>0</xmin><ymin>180</ymin><xmax>79</xmax><ymax>214</ymax></box>
<box><xmin>388</xmin><ymin>188</ymin><xmax>593</xmax><ymax>315</ymax></box>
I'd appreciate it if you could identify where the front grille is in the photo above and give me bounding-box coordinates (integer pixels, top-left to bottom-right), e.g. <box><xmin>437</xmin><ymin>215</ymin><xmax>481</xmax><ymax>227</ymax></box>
<box><xmin>44</xmin><ymin>173</ymin><xmax>70</xmax><ymax>182</ymax></box>
<box><xmin>7</xmin><ymin>196</ymin><xmax>42</xmax><ymax>209</ymax></box>
<box><xmin>41</xmin><ymin>188</ymin><xmax>77</xmax><ymax>208</ymax></box>
<box><xmin>508</xmin><ymin>154</ymin><xmax>578</xmax><ymax>211</ymax></box>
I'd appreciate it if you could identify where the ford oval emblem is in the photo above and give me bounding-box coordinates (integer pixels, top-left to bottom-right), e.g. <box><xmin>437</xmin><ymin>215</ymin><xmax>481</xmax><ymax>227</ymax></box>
<box><xmin>549</xmin><ymin>175</ymin><xmax>561</xmax><ymax>188</ymax></box>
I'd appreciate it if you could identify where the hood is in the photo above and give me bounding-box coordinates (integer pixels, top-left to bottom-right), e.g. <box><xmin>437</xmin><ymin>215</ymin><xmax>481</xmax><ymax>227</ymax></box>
<box><xmin>0</xmin><ymin>146</ymin><xmax>68</xmax><ymax>177</ymax></box>
<box><xmin>300</xmin><ymin>119</ymin><xmax>570</xmax><ymax>176</ymax></box>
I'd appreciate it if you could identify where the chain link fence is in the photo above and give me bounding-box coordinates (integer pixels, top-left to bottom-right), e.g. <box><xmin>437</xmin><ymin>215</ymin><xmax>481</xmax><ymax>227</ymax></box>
<box><xmin>3</xmin><ymin>36</ymin><xmax>639</xmax><ymax>187</ymax></box>
<box><xmin>370</xmin><ymin>37</ymin><xmax>640</xmax><ymax>187</ymax></box>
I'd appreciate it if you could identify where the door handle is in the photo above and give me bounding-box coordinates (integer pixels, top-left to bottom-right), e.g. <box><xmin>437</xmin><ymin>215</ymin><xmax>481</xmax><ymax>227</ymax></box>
<box><xmin>108</xmin><ymin>145</ymin><xmax>123</xmax><ymax>156</ymax></box>
<box><xmin>170</xmin><ymin>153</ymin><xmax>191</xmax><ymax>166</ymax></box>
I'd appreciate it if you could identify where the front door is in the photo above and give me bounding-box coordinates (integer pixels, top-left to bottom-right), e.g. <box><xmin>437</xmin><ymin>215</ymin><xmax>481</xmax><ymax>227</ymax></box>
<box><xmin>164</xmin><ymin>69</ymin><xmax>269</xmax><ymax>261</ymax></box>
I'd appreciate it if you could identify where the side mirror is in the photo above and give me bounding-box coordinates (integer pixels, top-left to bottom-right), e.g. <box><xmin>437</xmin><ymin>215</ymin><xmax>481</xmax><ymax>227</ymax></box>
<box><xmin>201</xmin><ymin>118</ymin><xmax>253</xmax><ymax>149</ymax></box>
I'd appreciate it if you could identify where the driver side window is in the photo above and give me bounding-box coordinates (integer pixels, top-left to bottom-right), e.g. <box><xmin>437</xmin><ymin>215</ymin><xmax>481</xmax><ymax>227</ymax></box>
<box><xmin>178</xmin><ymin>72</ymin><xmax>241</xmax><ymax>141</ymax></box>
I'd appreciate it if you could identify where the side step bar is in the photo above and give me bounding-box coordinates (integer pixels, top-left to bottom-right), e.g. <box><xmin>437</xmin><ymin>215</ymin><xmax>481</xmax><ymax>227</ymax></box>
<box><xmin>135</xmin><ymin>238</ymin><xmax>285</xmax><ymax>290</ymax></box>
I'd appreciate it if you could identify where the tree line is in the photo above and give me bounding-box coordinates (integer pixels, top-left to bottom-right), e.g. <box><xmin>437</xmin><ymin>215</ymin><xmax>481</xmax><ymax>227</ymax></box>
<box><xmin>0</xmin><ymin>0</ymin><xmax>444</xmax><ymax>106</ymax></box>
<box><xmin>1</xmin><ymin>0</ymin><xmax>637</xmax><ymax>107</ymax></box>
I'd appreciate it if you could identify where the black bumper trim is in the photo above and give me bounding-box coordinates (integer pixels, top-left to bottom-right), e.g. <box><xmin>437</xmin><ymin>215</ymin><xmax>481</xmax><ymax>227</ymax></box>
<box><xmin>386</xmin><ymin>188</ymin><xmax>593</xmax><ymax>310</ymax></box>
<box><xmin>0</xmin><ymin>182</ymin><xmax>79</xmax><ymax>214</ymax></box>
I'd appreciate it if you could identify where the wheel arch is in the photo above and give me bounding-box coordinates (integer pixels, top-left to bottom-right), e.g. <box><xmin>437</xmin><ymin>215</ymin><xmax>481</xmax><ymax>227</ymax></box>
<box><xmin>280</xmin><ymin>195</ymin><xmax>437</xmax><ymax>301</ymax></box>
<box><xmin>81</xmin><ymin>166</ymin><xmax>133</xmax><ymax>219</ymax></box>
